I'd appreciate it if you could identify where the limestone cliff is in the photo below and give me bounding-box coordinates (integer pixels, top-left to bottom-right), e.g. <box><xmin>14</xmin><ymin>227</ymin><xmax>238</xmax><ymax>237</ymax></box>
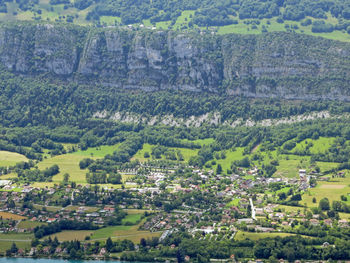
<box><xmin>0</xmin><ymin>23</ymin><xmax>349</xmax><ymax>100</ymax></box>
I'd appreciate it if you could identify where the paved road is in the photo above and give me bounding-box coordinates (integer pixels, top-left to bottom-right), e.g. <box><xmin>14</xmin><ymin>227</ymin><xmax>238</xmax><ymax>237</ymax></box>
<box><xmin>249</xmin><ymin>198</ymin><xmax>256</xmax><ymax>220</ymax></box>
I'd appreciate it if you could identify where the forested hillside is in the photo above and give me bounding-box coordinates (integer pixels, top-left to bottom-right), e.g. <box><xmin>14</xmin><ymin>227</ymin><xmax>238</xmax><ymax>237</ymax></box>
<box><xmin>0</xmin><ymin>23</ymin><xmax>350</xmax><ymax>101</ymax></box>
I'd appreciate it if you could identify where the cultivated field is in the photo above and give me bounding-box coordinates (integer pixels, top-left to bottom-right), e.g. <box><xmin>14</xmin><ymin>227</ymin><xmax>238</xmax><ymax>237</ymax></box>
<box><xmin>235</xmin><ymin>231</ymin><xmax>298</xmax><ymax>241</ymax></box>
<box><xmin>47</xmin><ymin>230</ymin><xmax>94</xmax><ymax>242</ymax></box>
<box><xmin>0</xmin><ymin>212</ymin><xmax>26</xmax><ymax>220</ymax></box>
<box><xmin>18</xmin><ymin>220</ymin><xmax>46</xmax><ymax>229</ymax></box>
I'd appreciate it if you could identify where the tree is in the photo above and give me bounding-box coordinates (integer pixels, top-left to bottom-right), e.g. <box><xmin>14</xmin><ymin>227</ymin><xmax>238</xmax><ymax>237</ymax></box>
<box><xmin>216</xmin><ymin>164</ymin><xmax>222</xmax><ymax>174</ymax></box>
<box><xmin>176</xmin><ymin>248</ymin><xmax>185</xmax><ymax>263</ymax></box>
<box><xmin>107</xmin><ymin>173</ymin><xmax>122</xmax><ymax>184</ymax></box>
<box><xmin>106</xmin><ymin>237</ymin><xmax>113</xmax><ymax>252</ymax></box>
<box><xmin>291</xmin><ymin>194</ymin><xmax>302</xmax><ymax>201</ymax></box>
<box><xmin>278</xmin><ymin>192</ymin><xmax>287</xmax><ymax>200</ymax></box>
<box><xmin>69</xmin><ymin>248</ymin><xmax>77</xmax><ymax>258</ymax></box>
<box><xmin>319</xmin><ymin>197</ymin><xmax>330</xmax><ymax>211</ymax></box>
<box><xmin>79</xmin><ymin>158</ymin><xmax>94</xmax><ymax>169</ymax></box>
<box><xmin>140</xmin><ymin>238</ymin><xmax>147</xmax><ymax>248</ymax></box>
<box><xmin>63</xmin><ymin>173</ymin><xmax>70</xmax><ymax>183</ymax></box>
<box><xmin>10</xmin><ymin>242</ymin><xmax>18</xmax><ymax>254</ymax></box>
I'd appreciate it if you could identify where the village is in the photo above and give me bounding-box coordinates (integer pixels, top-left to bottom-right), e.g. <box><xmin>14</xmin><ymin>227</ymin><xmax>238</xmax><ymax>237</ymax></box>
<box><xmin>0</xmin><ymin>163</ymin><xmax>348</xmax><ymax>248</ymax></box>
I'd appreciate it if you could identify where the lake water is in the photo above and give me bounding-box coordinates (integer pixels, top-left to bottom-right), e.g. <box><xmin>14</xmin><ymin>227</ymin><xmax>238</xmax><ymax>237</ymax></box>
<box><xmin>0</xmin><ymin>258</ymin><xmax>126</xmax><ymax>263</ymax></box>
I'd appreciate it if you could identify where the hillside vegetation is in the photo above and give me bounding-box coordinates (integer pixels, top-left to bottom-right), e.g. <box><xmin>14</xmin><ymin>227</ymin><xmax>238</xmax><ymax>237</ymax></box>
<box><xmin>1</xmin><ymin>0</ymin><xmax>350</xmax><ymax>41</ymax></box>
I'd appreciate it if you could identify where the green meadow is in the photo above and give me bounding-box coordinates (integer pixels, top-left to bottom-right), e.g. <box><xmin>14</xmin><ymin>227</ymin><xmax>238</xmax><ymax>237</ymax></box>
<box><xmin>235</xmin><ymin>231</ymin><xmax>299</xmax><ymax>241</ymax></box>
<box><xmin>292</xmin><ymin>137</ymin><xmax>334</xmax><ymax>155</ymax></box>
<box><xmin>132</xmin><ymin>143</ymin><xmax>199</xmax><ymax>162</ymax></box>
<box><xmin>211</xmin><ymin>147</ymin><xmax>245</xmax><ymax>172</ymax></box>
<box><xmin>38</xmin><ymin>144</ymin><xmax>120</xmax><ymax>183</ymax></box>
<box><xmin>0</xmin><ymin>232</ymin><xmax>33</xmax><ymax>251</ymax></box>
<box><xmin>0</xmin><ymin>151</ymin><xmax>28</xmax><ymax>167</ymax></box>
<box><xmin>302</xmin><ymin>176</ymin><xmax>350</xmax><ymax>208</ymax></box>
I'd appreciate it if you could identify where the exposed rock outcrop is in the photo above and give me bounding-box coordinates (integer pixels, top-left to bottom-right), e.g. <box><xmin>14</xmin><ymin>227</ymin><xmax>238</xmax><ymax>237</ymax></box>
<box><xmin>0</xmin><ymin>23</ymin><xmax>350</xmax><ymax>100</ymax></box>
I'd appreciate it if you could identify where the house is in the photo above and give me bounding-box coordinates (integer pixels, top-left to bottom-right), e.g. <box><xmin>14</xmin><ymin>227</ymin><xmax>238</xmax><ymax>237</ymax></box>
<box><xmin>237</xmin><ymin>218</ymin><xmax>254</xmax><ymax>224</ymax></box>
<box><xmin>324</xmin><ymin>219</ymin><xmax>332</xmax><ymax>226</ymax></box>
<box><xmin>29</xmin><ymin>247</ymin><xmax>37</xmax><ymax>256</ymax></box>
<box><xmin>309</xmin><ymin>219</ymin><xmax>320</xmax><ymax>226</ymax></box>
<box><xmin>47</xmin><ymin>218</ymin><xmax>56</xmax><ymax>223</ymax></box>
<box><xmin>338</xmin><ymin>219</ymin><xmax>348</xmax><ymax>227</ymax></box>
<box><xmin>99</xmin><ymin>248</ymin><xmax>106</xmax><ymax>256</ymax></box>
<box><xmin>322</xmin><ymin>242</ymin><xmax>330</xmax><ymax>248</ymax></box>
<box><xmin>255</xmin><ymin>208</ymin><xmax>264</xmax><ymax>215</ymax></box>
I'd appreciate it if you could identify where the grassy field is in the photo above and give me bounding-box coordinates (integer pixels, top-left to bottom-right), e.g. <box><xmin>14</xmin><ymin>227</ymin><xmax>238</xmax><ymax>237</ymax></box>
<box><xmin>132</xmin><ymin>143</ymin><xmax>199</xmax><ymax>162</ymax></box>
<box><xmin>33</xmin><ymin>204</ymin><xmax>62</xmax><ymax>212</ymax></box>
<box><xmin>37</xmin><ymin>144</ymin><xmax>120</xmax><ymax>183</ymax></box>
<box><xmin>47</xmin><ymin>230</ymin><xmax>94</xmax><ymax>242</ymax></box>
<box><xmin>181</xmin><ymin>138</ymin><xmax>215</xmax><ymax>146</ymax></box>
<box><xmin>63</xmin><ymin>205</ymin><xmax>99</xmax><ymax>213</ymax></box>
<box><xmin>100</xmin><ymin>16</ymin><xmax>121</xmax><ymax>25</ymax></box>
<box><xmin>0</xmin><ymin>233</ymin><xmax>33</xmax><ymax>241</ymax></box>
<box><xmin>89</xmin><ymin>213</ymin><xmax>161</xmax><ymax>244</ymax></box>
<box><xmin>91</xmin><ymin>223</ymin><xmax>161</xmax><ymax>244</ymax></box>
<box><xmin>292</xmin><ymin>137</ymin><xmax>334</xmax><ymax>155</ymax></box>
<box><xmin>215</xmin><ymin>16</ymin><xmax>350</xmax><ymax>42</ymax></box>
<box><xmin>302</xmin><ymin>176</ymin><xmax>350</xmax><ymax>208</ymax></box>
<box><xmin>0</xmin><ymin>151</ymin><xmax>28</xmax><ymax>167</ymax></box>
<box><xmin>0</xmin><ymin>241</ymin><xmax>31</xmax><ymax>252</ymax></box>
<box><xmin>174</xmin><ymin>10</ymin><xmax>195</xmax><ymax>30</ymax></box>
<box><xmin>277</xmin><ymin>205</ymin><xmax>304</xmax><ymax>214</ymax></box>
<box><xmin>71</xmin><ymin>144</ymin><xmax>121</xmax><ymax>158</ymax></box>
<box><xmin>38</xmin><ymin>153</ymin><xmax>90</xmax><ymax>183</ymax></box>
<box><xmin>122</xmin><ymin>213</ymin><xmax>142</xmax><ymax>224</ymax></box>
<box><xmin>0</xmin><ymin>0</ymin><xmax>94</xmax><ymax>25</ymax></box>
<box><xmin>235</xmin><ymin>231</ymin><xmax>298</xmax><ymax>241</ymax></box>
<box><xmin>0</xmin><ymin>212</ymin><xmax>26</xmax><ymax>220</ymax></box>
<box><xmin>211</xmin><ymin>147</ymin><xmax>245</xmax><ymax>172</ymax></box>
<box><xmin>18</xmin><ymin>220</ymin><xmax>46</xmax><ymax>229</ymax></box>
<box><xmin>226</xmin><ymin>198</ymin><xmax>240</xmax><ymax>207</ymax></box>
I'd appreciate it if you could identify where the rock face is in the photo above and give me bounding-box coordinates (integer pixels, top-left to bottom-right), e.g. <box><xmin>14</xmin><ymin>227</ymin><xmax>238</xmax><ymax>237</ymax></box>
<box><xmin>0</xmin><ymin>23</ymin><xmax>350</xmax><ymax>100</ymax></box>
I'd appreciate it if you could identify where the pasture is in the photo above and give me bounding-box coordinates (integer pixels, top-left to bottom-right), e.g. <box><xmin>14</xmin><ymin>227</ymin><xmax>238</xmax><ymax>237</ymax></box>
<box><xmin>47</xmin><ymin>230</ymin><xmax>94</xmax><ymax>242</ymax></box>
<box><xmin>71</xmin><ymin>144</ymin><xmax>121</xmax><ymax>158</ymax></box>
<box><xmin>132</xmin><ymin>143</ymin><xmax>199</xmax><ymax>162</ymax></box>
<box><xmin>89</xmin><ymin>211</ymin><xmax>161</xmax><ymax>244</ymax></box>
<box><xmin>0</xmin><ymin>241</ymin><xmax>31</xmax><ymax>252</ymax></box>
<box><xmin>235</xmin><ymin>231</ymin><xmax>298</xmax><ymax>241</ymax></box>
<box><xmin>0</xmin><ymin>233</ymin><xmax>33</xmax><ymax>241</ymax></box>
<box><xmin>18</xmin><ymin>220</ymin><xmax>46</xmax><ymax>229</ymax></box>
<box><xmin>302</xmin><ymin>174</ymin><xmax>350</xmax><ymax>208</ymax></box>
<box><xmin>37</xmin><ymin>144</ymin><xmax>120</xmax><ymax>183</ymax></box>
<box><xmin>0</xmin><ymin>151</ymin><xmax>27</xmax><ymax>167</ymax></box>
<box><xmin>216</xmin><ymin>16</ymin><xmax>350</xmax><ymax>42</ymax></box>
<box><xmin>211</xmin><ymin>147</ymin><xmax>245</xmax><ymax>172</ymax></box>
<box><xmin>122</xmin><ymin>213</ymin><xmax>142</xmax><ymax>224</ymax></box>
<box><xmin>90</xmin><ymin>223</ymin><xmax>161</xmax><ymax>244</ymax></box>
<box><xmin>292</xmin><ymin>137</ymin><xmax>334</xmax><ymax>155</ymax></box>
